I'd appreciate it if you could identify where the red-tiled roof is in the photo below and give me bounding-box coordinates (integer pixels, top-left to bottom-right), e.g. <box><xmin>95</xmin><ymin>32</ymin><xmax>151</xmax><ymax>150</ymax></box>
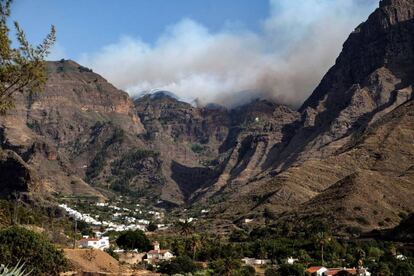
<box><xmin>306</xmin><ymin>266</ymin><xmax>325</xmax><ymax>273</ymax></box>
<box><xmin>79</xmin><ymin>238</ymin><xmax>99</xmax><ymax>242</ymax></box>
<box><xmin>326</xmin><ymin>268</ymin><xmax>357</xmax><ymax>275</ymax></box>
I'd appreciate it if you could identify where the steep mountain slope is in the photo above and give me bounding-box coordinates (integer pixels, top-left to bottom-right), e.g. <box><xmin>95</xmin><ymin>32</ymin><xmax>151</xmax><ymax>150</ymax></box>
<box><xmin>271</xmin><ymin>99</ymin><xmax>414</xmax><ymax>233</ymax></box>
<box><xmin>134</xmin><ymin>92</ymin><xmax>229</xmax><ymax>204</ymax></box>
<box><xmin>134</xmin><ymin>94</ymin><xmax>299</xmax><ymax>205</ymax></box>
<box><xmin>0</xmin><ymin>60</ymin><xmax>146</xmax><ymax>199</ymax></box>
<box><xmin>204</xmin><ymin>0</ymin><xmax>414</xmax><ymax>232</ymax></box>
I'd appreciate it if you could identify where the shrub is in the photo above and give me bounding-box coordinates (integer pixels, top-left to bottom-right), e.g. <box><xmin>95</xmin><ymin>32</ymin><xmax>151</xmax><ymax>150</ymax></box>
<box><xmin>346</xmin><ymin>225</ymin><xmax>363</xmax><ymax>235</ymax></box>
<box><xmin>104</xmin><ymin>247</ymin><xmax>119</xmax><ymax>261</ymax></box>
<box><xmin>398</xmin><ymin>212</ymin><xmax>407</xmax><ymax>220</ymax></box>
<box><xmin>0</xmin><ymin>226</ymin><xmax>68</xmax><ymax>275</ymax></box>
<box><xmin>355</xmin><ymin>216</ymin><xmax>369</xmax><ymax>225</ymax></box>
<box><xmin>372</xmin><ymin>263</ymin><xmax>391</xmax><ymax>276</ymax></box>
<box><xmin>239</xmin><ymin>265</ymin><xmax>256</xmax><ymax>276</ymax></box>
<box><xmin>278</xmin><ymin>263</ymin><xmax>305</xmax><ymax>276</ymax></box>
<box><xmin>190</xmin><ymin>143</ymin><xmax>204</xmax><ymax>154</ymax></box>
<box><xmin>265</xmin><ymin>267</ymin><xmax>279</xmax><ymax>276</ymax></box>
<box><xmin>393</xmin><ymin>261</ymin><xmax>414</xmax><ymax>276</ymax></box>
<box><xmin>229</xmin><ymin>229</ymin><xmax>249</xmax><ymax>242</ymax></box>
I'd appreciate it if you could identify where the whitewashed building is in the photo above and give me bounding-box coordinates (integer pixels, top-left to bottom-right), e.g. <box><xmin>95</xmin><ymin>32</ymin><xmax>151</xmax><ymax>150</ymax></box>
<box><xmin>286</xmin><ymin>257</ymin><xmax>299</xmax><ymax>264</ymax></box>
<box><xmin>241</xmin><ymin>257</ymin><xmax>271</xmax><ymax>265</ymax></box>
<box><xmin>145</xmin><ymin>241</ymin><xmax>174</xmax><ymax>264</ymax></box>
<box><xmin>79</xmin><ymin>236</ymin><xmax>110</xmax><ymax>250</ymax></box>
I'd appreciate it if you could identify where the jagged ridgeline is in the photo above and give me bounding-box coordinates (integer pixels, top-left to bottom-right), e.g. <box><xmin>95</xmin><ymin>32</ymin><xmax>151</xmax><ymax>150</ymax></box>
<box><xmin>0</xmin><ymin>0</ymin><xmax>413</xmax><ymax>233</ymax></box>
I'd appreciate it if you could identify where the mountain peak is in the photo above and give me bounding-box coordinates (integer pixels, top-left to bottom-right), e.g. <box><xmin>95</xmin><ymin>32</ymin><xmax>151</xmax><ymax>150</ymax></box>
<box><xmin>380</xmin><ymin>0</ymin><xmax>413</xmax><ymax>8</ymax></box>
<box><xmin>149</xmin><ymin>90</ymin><xmax>179</xmax><ymax>100</ymax></box>
<box><xmin>378</xmin><ymin>0</ymin><xmax>414</xmax><ymax>25</ymax></box>
<box><xmin>47</xmin><ymin>59</ymin><xmax>93</xmax><ymax>74</ymax></box>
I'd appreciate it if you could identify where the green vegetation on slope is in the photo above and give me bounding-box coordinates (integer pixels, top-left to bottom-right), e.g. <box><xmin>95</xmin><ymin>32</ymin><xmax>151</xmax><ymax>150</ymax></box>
<box><xmin>0</xmin><ymin>226</ymin><xmax>68</xmax><ymax>275</ymax></box>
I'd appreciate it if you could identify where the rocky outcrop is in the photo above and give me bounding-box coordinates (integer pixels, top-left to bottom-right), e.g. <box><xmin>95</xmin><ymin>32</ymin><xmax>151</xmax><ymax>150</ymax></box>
<box><xmin>0</xmin><ymin>150</ymin><xmax>42</xmax><ymax>197</ymax></box>
<box><xmin>0</xmin><ymin>60</ymin><xmax>145</xmax><ymax>199</ymax></box>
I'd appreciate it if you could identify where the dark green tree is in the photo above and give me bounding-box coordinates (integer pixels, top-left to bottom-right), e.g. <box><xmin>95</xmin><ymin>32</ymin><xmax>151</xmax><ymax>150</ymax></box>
<box><xmin>239</xmin><ymin>265</ymin><xmax>256</xmax><ymax>276</ymax></box>
<box><xmin>229</xmin><ymin>229</ymin><xmax>249</xmax><ymax>242</ymax></box>
<box><xmin>278</xmin><ymin>263</ymin><xmax>305</xmax><ymax>276</ymax></box>
<box><xmin>0</xmin><ymin>0</ymin><xmax>56</xmax><ymax>114</ymax></box>
<box><xmin>147</xmin><ymin>221</ymin><xmax>158</xmax><ymax>232</ymax></box>
<box><xmin>209</xmin><ymin>258</ymin><xmax>241</xmax><ymax>276</ymax></box>
<box><xmin>0</xmin><ymin>226</ymin><xmax>68</xmax><ymax>275</ymax></box>
<box><xmin>115</xmin><ymin>230</ymin><xmax>151</xmax><ymax>251</ymax></box>
<box><xmin>265</xmin><ymin>267</ymin><xmax>279</xmax><ymax>276</ymax></box>
<box><xmin>157</xmin><ymin>255</ymin><xmax>197</xmax><ymax>275</ymax></box>
<box><xmin>393</xmin><ymin>261</ymin><xmax>414</xmax><ymax>276</ymax></box>
<box><xmin>371</xmin><ymin>263</ymin><xmax>391</xmax><ymax>276</ymax></box>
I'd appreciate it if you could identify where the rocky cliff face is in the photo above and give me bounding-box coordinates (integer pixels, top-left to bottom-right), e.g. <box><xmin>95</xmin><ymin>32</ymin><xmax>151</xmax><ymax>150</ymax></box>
<box><xmin>0</xmin><ymin>60</ymin><xmax>146</xmax><ymax>199</ymax></box>
<box><xmin>0</xmin><ymin>0</ymin><xmax>413</xmax><ymax>233</ymax></box>
<box><xmin>204</xmin><ymin>0</ymin><xmax>414</xmax><ymax>233</ymax></box>
<box><xmin>134</xmin><ymin>93</ymin><xmax>299</xmax><ymax>205</ymax></box>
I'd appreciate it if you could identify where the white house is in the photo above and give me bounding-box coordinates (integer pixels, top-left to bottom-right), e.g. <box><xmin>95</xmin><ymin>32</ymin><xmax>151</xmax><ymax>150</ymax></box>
<box><xmin>305</xmin><ymin>266</ymin><xmax>328</xmax><ymax>276</ymax></box>
<box><xmin>286</xmin><ymin>257</ymin><xmax>299</xmax><ymax>264</ymax></box>
<box><xmin>241</xmin><ymin>257</ymin><xmax>271</xmax><ymax>266</ymax></box>
<box><xmin>145</xmin><ymin>241</ymin><xmax>174</xmax><ymax>264</ymax></box>
<box><xmin>79</xmin><ymin>236</ymin><xmax>110</xmax><ymax>250</ymax></box>
<box><xmin>396</xmin><ymin>254</ymin><xmax>407</xmax><ymax>261</ymax></box>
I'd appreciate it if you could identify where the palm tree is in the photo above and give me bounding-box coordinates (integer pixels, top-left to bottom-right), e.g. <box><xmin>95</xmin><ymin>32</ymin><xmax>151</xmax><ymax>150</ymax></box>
<box><xmin>314</xmin><ymin>232</ymin><xmax>331</xmax><ymax>266</ymax></box>
<box><xmin>190</xmin><ymin>234</ymin><xmax>202</xmax><ymax>260</ymax></box>
<box><xmin>176</xmin><ymin>219</ymin><xmax>194</xmax><ymax>237</ymax></box>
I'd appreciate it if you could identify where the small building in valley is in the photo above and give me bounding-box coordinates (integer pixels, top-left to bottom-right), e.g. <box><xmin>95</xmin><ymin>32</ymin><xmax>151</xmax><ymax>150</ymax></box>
<box><xmin>305</xmin><ymin>266</ymin><xmax>328</xmax><ymax>276</ymax></box>
<box><xmin>79</xmin><ymin>236</ymin><xmax>110</xmax><ymax>250</ymax></box>
<box><xmin>241</xmin><ymin>257</ymin><xmax>271</xmax><ymax>266</ymax></box>
<box><xmin>286</xmin><ymin>256</ymin><xmax>299</xmax><ymax>264</ymax></box>
<box><xmin>305</xmin><ymin>266</ymin><xmax>371</xmax><ymax>276</ymax></box>
<box><xmin>145</xmin><ymin>241</ymin><xmax>174</xmax><ymax>264</ymax></box>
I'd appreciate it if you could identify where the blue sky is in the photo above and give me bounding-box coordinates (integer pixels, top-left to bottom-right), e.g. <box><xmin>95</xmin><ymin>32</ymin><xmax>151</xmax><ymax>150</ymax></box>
<box><xmin>11</xmin><ymin>0</ymin><xmax>379</xmax><ymax>106</ymax></box>
<box><xmin>12</xmin><ymin>0</ymin><xmax>269</xmax><ymax>60</ymax></box>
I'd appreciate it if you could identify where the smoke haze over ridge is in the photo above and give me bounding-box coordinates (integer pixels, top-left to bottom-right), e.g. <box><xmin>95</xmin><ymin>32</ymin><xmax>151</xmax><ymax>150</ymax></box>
<box><xmin>80</xmin><ymin>0</ymin><xmax>378</xmax><ymax>108</ymax></box>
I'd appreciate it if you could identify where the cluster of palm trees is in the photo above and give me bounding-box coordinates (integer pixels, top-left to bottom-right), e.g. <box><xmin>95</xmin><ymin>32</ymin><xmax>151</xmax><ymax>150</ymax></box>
<box><xmin>175</xmin><ymin>219</ymin><xmax>202</xmax><ymax>259</ymax></box>
<box><xmin>175</xmin><ymin>219</ymin><xmax>337</xmax><ymax>267</ymax></box>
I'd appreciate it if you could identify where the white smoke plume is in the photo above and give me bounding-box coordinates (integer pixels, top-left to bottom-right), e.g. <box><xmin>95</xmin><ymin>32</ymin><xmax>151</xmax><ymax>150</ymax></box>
<box><xmin>80</xmin><ymin>0</ymin><xmax>378</xmax><ymax>108</ymax></box>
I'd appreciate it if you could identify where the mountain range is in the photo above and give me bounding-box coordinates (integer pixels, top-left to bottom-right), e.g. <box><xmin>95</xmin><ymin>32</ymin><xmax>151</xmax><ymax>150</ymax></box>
<box><xmin>0</xmin><ymin>0</ymin><xmax>413</xmax><ymax>233</ymax></box>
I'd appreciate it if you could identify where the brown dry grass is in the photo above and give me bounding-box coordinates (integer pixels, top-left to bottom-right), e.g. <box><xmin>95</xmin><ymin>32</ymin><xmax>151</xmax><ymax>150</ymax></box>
<box><xmin>63</xmin><ymin>249</ymin><xmax>159</xmax><ymax>276</ymax></box>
